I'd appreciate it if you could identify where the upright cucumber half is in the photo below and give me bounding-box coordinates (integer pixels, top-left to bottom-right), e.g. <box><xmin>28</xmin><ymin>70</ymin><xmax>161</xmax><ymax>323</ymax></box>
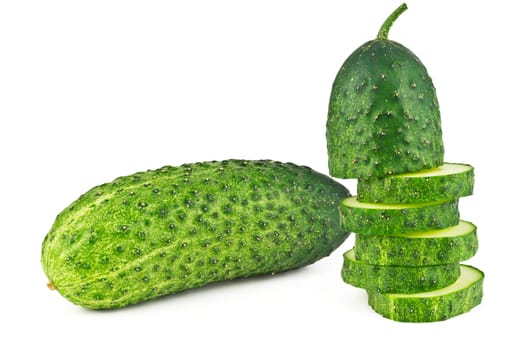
<box><xmin>357</xmin><ymin>163</ymin><xmax>474</xmax><ymax>204</ymax></box>
<box><xmin>342</xmin><ymin>248</ymin><xmax>460</xmax><ymax>294</ymax></box>
<box><xmin>326</xmin><ymin>3</ymin><xmax>444</xmax><ymax>179</ymax></box>
<box><xmin>355</xmin><ymin>220</ymin><xmax>478</xmax><ymax>266</ymax></box>
<box><xmin>340</xmin><ymin>197</ymin><xmax>459</xmax><ymax>235</ymax></box>
<box><xmin>367</xmin><ymin>264</ymin><xmax>484</xmax><ymax>322</ymax></box>
<box><xmin>41</xmin><ymin>160</ymin><xmax>351</xmax><ymax>309</ymax></box>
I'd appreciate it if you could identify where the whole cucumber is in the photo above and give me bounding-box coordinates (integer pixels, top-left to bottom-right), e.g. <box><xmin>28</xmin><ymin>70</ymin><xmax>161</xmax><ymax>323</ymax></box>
<box><xmin>41</xmin><ymin>160</ymin><xmax>350</xmax><ymax>309</ymax></box>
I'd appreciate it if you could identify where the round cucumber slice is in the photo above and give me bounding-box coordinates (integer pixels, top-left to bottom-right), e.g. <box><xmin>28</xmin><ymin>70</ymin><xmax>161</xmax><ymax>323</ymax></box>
<box><xmin>340</xmin><ymin>197</ymin><xmax>459</xmax><ymax>235</ymax></box>
<box><xmin>357</xmin><ymin>163</ymin><xmax>474</xmax><ymax>204</ymax></box>
<box><xmin>355</xmin><ymin>220</ymin><xmax>478</xmax><ymax>266</ymax></box>
<box><xmin>342</xmin><ymin>248</ymin><xmax>460</xmax><ymax>293</ymax></box>
<box><xmin>367</xmin><ymin>264</ymin><xmax>484</xmax><ymax>322</ymax></box>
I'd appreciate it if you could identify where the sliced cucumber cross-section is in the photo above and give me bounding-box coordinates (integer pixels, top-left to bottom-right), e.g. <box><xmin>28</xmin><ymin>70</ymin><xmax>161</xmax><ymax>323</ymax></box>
<box><xmin>367</xmin><ymin>264</ymin><xmax>484</xmax><ymax>322</ymax></box>
<box><xmin>340</xmin><ymin>197</ymin><xmax>460</xmax><ymax>235</ymax></box>
<box><xmin>342</xmin><ymin>248</ymin><xmax>460</xmax><ymax>293</ymax></box>
<box><xmin>355</xmin><ymin>220</ymin><xmax>478</xmax><ymax>266</ymax></box>
<box><xmin>357</xmin><ymin>163</ymin><xmax>474</xmax><ymax>204</ymax></box>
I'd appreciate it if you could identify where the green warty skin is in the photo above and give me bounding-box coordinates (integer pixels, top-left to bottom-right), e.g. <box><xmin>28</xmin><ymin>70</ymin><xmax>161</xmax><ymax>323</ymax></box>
<box><xmin>41</xmin><ymin>160</ymin><xmax>351</xmax><ymax>309</ymax></box>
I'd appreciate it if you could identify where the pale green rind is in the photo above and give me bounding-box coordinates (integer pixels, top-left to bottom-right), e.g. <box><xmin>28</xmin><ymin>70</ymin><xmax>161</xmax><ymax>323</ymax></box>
<box><xmin>367</xmin><ymin>265</ymin><xmax>484</xmax><ymax>322</ymax></box>
<box><xmin>340</xmin><ymin>197</ymin><xmax>459</xmax><ymax>235</ymax></box>
<box><xmin>357</xmin><ymin>163</ymin><xmax>474</xmax><ymax>204</ymax></box>
<box><xmin>354</xmin><ymin>220</ymin><xmax>478</xmax><ymax>266</ymax></box>
<box><xmin>41</xmin><ymin>160</ymin><xmax>351</xmax><ymax>309</ymax></box>
<box><xmin>342</xmin><ymin>248</ymin><xmax>460</xmax><ymax>293</ymax></box>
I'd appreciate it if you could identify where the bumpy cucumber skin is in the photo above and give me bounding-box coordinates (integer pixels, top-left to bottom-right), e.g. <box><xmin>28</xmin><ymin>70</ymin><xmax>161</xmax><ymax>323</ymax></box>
<box><xmin>41</xmin><ymin>160</ymin><xmax>351</xmax><ymax>309</ymax></box>
<box><xmin>355</xmin><ymin>221</ymin><xmax>478</xmax><ymax>266</ymax></box>
<box><xmin>342</xmin><ymin>248</ymin><xmax>460</xmax><ymax>293</ymax></box>
<box><xmin>367</xmin><ymin>265</ymin><xmax>484</xmax><ymax>322</ymax></box>
<box><xmin>357</xmin><ymin>163</ymin><xmax>474</xmax><ymax>204</ymax></box>
<box><xmin>326</xmin><ymin>39</ymin><xmax>444</xmax><ymax>179</ymax></box>
<box><xmin>340</xmin><ymin>198</ymin><xmax>459</xmax><ymax>235</ymax></box>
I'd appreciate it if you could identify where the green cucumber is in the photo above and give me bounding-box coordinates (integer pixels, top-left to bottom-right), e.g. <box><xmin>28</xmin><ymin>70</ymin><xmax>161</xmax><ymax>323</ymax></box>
<box><xmin>367</xmin><ymin>264</ymin><xmax>484</xmax><ymax>322</ymax></box>
<box><xmin>41</xmin><ymin>160</ymin><xmax>351</xmax><ymax>309</ymax></box>
<box><xmin>357</xmin><ymin>163</ymin><xmax>474</xmax><ymax>204</ymax></box>
<box><xmin>355</xmin><ymin>220</ymin><xmax>478</xmax><ymax>266</ymax></box>
<box><xmin>340</xmin><ymin>197</ymin><xmax>459</xmax><ymax>235</ymax></box>
<box><xmin>342</xmin><ymin>248</ymin><xmax>460</xmax><ymax>293</ymax></box>
<box><xmin>326</xmin><ymin>3</ymin><xmax>444</xmax><ymax>179</ymax></box>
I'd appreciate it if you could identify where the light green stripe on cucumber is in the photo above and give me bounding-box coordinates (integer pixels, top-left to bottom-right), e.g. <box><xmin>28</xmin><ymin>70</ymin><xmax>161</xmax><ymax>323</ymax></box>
<box><xmin>367</xmin><ymin>264</ymin><xmax>484</xmax><ymax>322</ymax></box>
<box><xmin>354</xmin><ymin>220</ymin><xmax>478</xmax><ymax>266</ymax></box>
<box><xmin>340</xmin><ymin>197</ymin><xmax>459</xmax><ymax>235</ymax></box>
<box><xmin>357</xmin><ymin>163</ymin><xmax>474</xmax><ymax>204</ymax></box>
<box><xmin>342</xmin><ymin>248</ymin><xmax>460</xmax><ymax>293</ymax></box>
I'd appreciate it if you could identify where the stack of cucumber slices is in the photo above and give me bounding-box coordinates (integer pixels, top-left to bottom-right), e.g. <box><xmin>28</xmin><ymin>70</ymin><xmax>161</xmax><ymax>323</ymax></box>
<box><xmin>341</xmin><ymin>163</ymin><xmax>483</xmax><ymax>322</ymax></box>
<box><xmin>326</xmin><ymin>4</ymin><xmax>484</xmax><ymax>322</ymax></box>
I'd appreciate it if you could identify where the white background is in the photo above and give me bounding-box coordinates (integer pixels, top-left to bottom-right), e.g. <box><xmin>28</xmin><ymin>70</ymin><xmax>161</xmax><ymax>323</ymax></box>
<box><xmin>1</xmin><ymin>0</ymin><xmax>525</xmax><ymax>348</ymax></box>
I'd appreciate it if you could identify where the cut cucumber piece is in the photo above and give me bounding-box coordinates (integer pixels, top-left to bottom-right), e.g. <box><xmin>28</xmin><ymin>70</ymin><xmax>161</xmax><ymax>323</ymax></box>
<box><xmin>342</xmin><ymin>248</ymin><xmax>460</xmax><ymax>293</ymax></box>
<box><xmin>340</xmin><ymin>197</ymin><xmax>459</xmax><ymax>235</ymax></box>
<box><xmin>326</xmin><ymin>4</ymin><xmax>444</xmax><ymax>179</ymax></box>
<box><xmin>367</xmin><ymin>264</ymin><xmax>484</xmax><ymax>322</ymax></box>
<box><xmin>355</xmin><ymin>220</ymin><xmax>478</xmax><ymax>266</ymax></box>
<box><xmin>357</xmin><ymin>163</ymin><xmax>474</xmax><ymax>204</ymax></box>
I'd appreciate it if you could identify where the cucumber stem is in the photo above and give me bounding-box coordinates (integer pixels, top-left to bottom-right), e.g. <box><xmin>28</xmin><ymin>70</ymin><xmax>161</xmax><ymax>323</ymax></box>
<box><xmin>47</xmin><ymin>281</ymin><xmax>56</xmax><ymax>290</ymax></box>
<box><xmin>377</xmin><ymin>3</ymin><xmax>408</xmax><ymax>40</ymax></box>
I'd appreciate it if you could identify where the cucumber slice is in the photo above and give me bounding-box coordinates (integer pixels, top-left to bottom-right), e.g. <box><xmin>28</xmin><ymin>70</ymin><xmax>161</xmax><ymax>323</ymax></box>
<box><xmin>357</xmin><ymin>163</ymin><xmax>474</xmax><ymax>204</ymax></box>
<box><xmin>355</xmin><ymin>220</ymin><xmax>478</xmax><ymax>266</ymax></box>
<box><xmin>342</xmin><ymin>248</ymin><xmax>460</xmax><ymax>293</ymax></box>
<box><xmin>367</xmin><ymin>264</ymin><xmax>484</xmax><ymax>322</ymax></box>
<box><xmin>340</xmin><ymin>197</ymin><xmax>459</xmax><ymax>235</ymax></box>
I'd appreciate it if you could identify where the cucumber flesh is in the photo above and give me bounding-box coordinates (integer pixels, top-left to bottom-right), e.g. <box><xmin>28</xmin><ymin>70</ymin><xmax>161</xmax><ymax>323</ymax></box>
<box><xmin>342</xmin><ymin>248</ymin><xmax>460</xmax><ymax>293</ymax></box>
<box><xmin>354</xmin><ymin>220</ymin><xmax>478</xmax><ymax>266</ymax></box>
<box><xmin>357</xmin><ymin>163</ymin><xmax>474</xmax><ymax>204</ymax></box>
<box><xmin>393</xmin><ymin>163</ymin><xmax>471</xmax><ymax>178</ymax></box>
<box><xmin>367</xmin><ymin>264</ymin><xmax>484</xmax><ymax>322</ymax></box>
<box><xmin>340</xmin><ymin>197</ymin><xmax>460</xmax><ymax>235</ymax></box>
